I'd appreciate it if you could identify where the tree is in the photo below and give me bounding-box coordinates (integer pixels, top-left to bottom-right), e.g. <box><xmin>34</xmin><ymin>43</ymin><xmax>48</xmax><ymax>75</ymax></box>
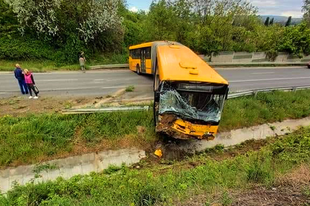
<box><xmin>264</xmin><ymin>17</ymin><xmax>270</xmax><ymax>26</ymax></box>
<box><xmin>303</xmin><ymin>0</ymin><xmax>310</xmax><ymax>23</ymax></box>
<box><xmin>0</xmin><ymin>0</ymin><xmax>18</xmax><ymax>35</ymax></box>
<box><xmin>285</xmin><ymin>16</ymin><xmax>292</xmax><ymax>27</ymax></box>
<box><xmin>278</xmin><ymin>23</ymin><xmax>310</xmax><ymax>56</ymax></box>
<box><xmin>143</xmin><ymin>0</ymin><xmax>177</xmax><ymax>41</ymax></box>
<box><xmin>6</xmin><ymin>0</ymin><xmax>122</xmax><ymax>43</ymax></box>
<box><xmin>4</xmin><ymin>0</ymin><xmax>124</xmax><ymax>62</ymax></box>
<box><xmin>269</xmin><ymin>18</ymin><xmax>274</xmax><ymax>25</ymax></box>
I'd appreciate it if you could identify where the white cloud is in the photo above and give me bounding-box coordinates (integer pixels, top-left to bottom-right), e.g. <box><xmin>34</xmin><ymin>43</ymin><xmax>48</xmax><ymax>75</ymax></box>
<box><xmin>248</xmin><ymin>0</ymin><xmax>304</xmax><ymax>18</ymax></box>
<box><xmin>129</xmin><ymin>6</ymin><xmax>138</xmax><ymax>13</ymax></box>
<box><xmin>281</xmin><ymin>11</ymin><xmax>303</xmax><ymax>18</ymax></box>
<box><xmin>251</xmin><ymin>0</ymin><xmax>277</xmax><ymax>7</ymax></box>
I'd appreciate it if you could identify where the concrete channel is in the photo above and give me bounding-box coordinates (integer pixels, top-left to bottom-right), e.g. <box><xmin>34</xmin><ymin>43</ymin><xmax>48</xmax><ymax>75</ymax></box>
<box><xmin>0</xmin><ymin>148</ymin><xmax>145</xmax><ymax>194</ymax></box>
<box><xmin>1</xmin><ymin>117</ymin><xmax>310</xmax><ymax>194</ymax></box>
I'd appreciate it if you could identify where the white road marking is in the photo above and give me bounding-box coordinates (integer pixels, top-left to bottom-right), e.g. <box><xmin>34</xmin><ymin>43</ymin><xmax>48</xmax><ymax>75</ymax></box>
<box><xmin>94</xmin><ymin>77</ymin><xmax>141</xmax><ymax>82</ymax></box>
<box><xmin>252</xmin><ymin>72</ymin><xmax>275</xmax><ymax>75</ymax></box>
<box><xmin>230</xmin><ymin>77</ymin><xmax>310</xmax><ymax>83</ymax></box>
<box><xmin>37</xmin><ymin>79</ymin><xmax>78</xmax><ymax>82</ymax></box>
<box><xmin>101</xmin><ymin>84</ymin><xmax>150</xmax><ymax>89</ymax></box>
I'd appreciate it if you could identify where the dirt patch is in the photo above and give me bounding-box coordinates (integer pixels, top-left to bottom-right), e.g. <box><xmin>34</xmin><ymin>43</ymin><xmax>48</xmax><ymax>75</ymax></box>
<box><xmin>176</xmin><ymin>165</ymin><xmax>310</xmax><ymax>206</ymax></box>
<box><xmin>233</xmin><ymin>165</ymin><xmax>310</xmax><ymax>206</ymax></box>
<box><xmin>0</xmin><ymin>95</ymin><xmax>99</xmax><ymax>116</ymax></box>
<box><xmin>206</xmin><ymin>139</ymin><xmax>268</xmax><ymax>161</ymax></box>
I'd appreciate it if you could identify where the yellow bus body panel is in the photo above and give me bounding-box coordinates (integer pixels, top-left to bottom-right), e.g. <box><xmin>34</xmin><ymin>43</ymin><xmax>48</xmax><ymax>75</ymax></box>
<box><xmin>129</xmin><ymin>42</ymin><xmax>153</xmax><ymax>50</ymax></box>
<box><xmin>172</xmin><ymin>119</ymin><xmax>218</xmax><ymax>140</ymax></box>
<box><xmin>129</xmin><ymin>42</ymin><xmax>153</xmax><ymax>74</ymax></box>
<box><xmin>157</xmin><ymin>45</ymin><xmax>228</xmax><ymax>85</ymax></box>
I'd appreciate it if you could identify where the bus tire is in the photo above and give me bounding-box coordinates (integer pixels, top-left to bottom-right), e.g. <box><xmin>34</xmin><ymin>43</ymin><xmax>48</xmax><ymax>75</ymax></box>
<box><xmin>136</xmin><ymin>64</ymin><xmax>141</xmax><ymax>75</ymax></box>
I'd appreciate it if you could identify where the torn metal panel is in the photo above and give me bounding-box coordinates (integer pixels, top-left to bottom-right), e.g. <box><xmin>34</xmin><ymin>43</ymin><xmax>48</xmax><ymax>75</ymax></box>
<box><xmin>156</xmin><ymin>81</ymin><xmax>228</xmax><ymax>140</ymax></box>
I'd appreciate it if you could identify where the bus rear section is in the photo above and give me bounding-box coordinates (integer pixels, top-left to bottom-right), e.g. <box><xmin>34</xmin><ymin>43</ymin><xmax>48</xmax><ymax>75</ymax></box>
<box><xmin>153</xmin><ymin>42</ymin><xmax>229</xmax><ymax>140</ymax></box>
<box><xmin>129</xmin><ymin>42</ymin><xmax>153</xmax><ymax>75</ymax></box>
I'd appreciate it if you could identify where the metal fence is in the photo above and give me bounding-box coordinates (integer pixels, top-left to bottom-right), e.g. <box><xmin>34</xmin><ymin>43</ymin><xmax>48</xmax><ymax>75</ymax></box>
<box><xmin>63</xmin><ymin>86</ymin><xmax>310</xmax><ymax>114</ymax></box>
<box><xmin>227</xmin><ymin>85</ymin><xmax>310</xmax><ymax>99</ymax></box>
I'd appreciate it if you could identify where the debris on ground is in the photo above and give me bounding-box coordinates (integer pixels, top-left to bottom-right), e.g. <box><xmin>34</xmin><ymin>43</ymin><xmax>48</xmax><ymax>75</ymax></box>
<box><xmin>154</xmin><ymin>149</ymin><xmax>163</xmax><ymax>158</ymax></box>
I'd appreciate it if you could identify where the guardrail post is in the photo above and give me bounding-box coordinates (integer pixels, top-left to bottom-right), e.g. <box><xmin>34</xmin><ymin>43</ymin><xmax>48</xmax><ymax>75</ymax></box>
<box><xmin>254</xmin><ymin>91</ymin><xmax>258</xmax><ymax>98</ymax></box>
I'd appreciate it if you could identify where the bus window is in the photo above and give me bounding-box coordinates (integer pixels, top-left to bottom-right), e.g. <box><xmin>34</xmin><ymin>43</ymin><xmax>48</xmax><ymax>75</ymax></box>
<box><xmin>130</xmin><ymin>49</ymin><xmax>141</xmax><ymax>59</ymax></box>
<box><xmin>145</xmin><ymin>47</ymin><xmax>151</xmax><ymax>59</ymax></box>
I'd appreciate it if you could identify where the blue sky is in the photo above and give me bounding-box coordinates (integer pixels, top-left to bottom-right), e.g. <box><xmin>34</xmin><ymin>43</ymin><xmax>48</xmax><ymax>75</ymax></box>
<box><xmin>127</xmin><ymin>0</ymin><xmax>304</xmax><ymax>17</ymax></box>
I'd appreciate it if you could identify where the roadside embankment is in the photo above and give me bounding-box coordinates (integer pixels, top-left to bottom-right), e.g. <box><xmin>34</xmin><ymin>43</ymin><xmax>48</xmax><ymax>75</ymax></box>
<box><xmin>1</xmin><ymin>126</ymin><xmax>310</xmax><ymax>205</ymax></box>
<box><xmin>1</xmin><ymin>90</ymin><xmax>310</xmax><ymax>169</ymax></box>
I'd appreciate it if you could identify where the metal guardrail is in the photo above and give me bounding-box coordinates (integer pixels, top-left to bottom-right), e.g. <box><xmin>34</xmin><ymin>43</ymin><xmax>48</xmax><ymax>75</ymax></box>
<box><xmin>63</xmin><ymin>86</ymin><xmax>310</xmax><ymax>114</ymax></box>
<box><xmin>227</xmin><ymin>85</ymin><xmax>310</xmax><ymax>99</ymax></box>
<box><xmin>63</xmin><ymin>106</ymin><xmax>150</xmax><ymax>114</ymax></box>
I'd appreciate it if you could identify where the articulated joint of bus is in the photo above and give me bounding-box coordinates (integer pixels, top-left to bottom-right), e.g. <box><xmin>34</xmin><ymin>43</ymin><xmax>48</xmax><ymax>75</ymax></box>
<box><xmin>155</xmin><ymin>81</ymin><xmax>229</xmax><ymax>140</ymax></box>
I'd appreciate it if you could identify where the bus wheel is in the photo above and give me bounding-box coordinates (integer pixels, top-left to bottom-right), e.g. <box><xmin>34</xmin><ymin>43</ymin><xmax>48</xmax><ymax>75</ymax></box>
<box><xmin>136</xmin><ymin>65</ymin><xmax>141</xmax><ymax>75</ymax></box>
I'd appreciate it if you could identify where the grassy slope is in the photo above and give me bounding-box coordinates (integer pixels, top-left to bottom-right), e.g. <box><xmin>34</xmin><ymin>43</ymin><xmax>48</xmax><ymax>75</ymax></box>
<box><xmin>1</xmin><ymin>90</ymin><xmax>310</xmax><ymax>168</ymax></box>
<box><xmin>0</xmin><ymin>54</ymin><xmax>128</xmax><ymax>72</ymax></box>
<box><xmin>1</xmin><ymin>126</ymin><xmax>310</xmax><ymax>205</ymax></box>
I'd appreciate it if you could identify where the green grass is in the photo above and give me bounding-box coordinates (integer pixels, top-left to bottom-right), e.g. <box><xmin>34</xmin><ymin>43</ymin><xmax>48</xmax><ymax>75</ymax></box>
<box><xmin>220</xmin><ymin>90</ymin><xmax>310</xmax><ymax>131</ymax></box>
<box><xmin>0</xmin><ymin>53</ymin><xmax>128</xmax><ymax>72</ymax></box>
<box><xmin>1</xmin><ymin>126</ymin><xmax>310</xmax><ymax>205</ymax></box>
<box><xmin>0</xmin><ymin>60</ymin><xmax>81</xmax><ymax>72</ymax></box>
<box><xmin>125</xmin><ymin>85</ymin><xmax>135</xmax><ymax>92</ymax></box>
<box><xmin>1</xmin><ymin>90</ymin><xmax>310</xmax><ymax>168</ymax></box>
<box><xmin>0</xmin><ymin>111</ymin><xmax>154</xmax><ymax>167</ymax></box>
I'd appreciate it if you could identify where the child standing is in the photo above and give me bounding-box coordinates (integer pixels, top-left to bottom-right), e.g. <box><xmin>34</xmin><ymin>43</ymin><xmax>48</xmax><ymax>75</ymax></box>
<box><xmin>24</xmin><ymin>69</ymin><xmax>39</xmax><ymax>99</ymax></box>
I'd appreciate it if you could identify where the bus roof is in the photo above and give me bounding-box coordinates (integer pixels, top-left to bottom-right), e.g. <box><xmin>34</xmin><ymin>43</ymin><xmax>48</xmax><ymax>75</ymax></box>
<box><xmin>129</xmin><ymin>42</ymin><xmax>153</xmax><ymax>50</ymax></box>
<box><xmin>157</xmin><ymin>44</ymin><xmax>228</xmax><ymax>85</ymax></box>
<box><xmin>129</xmin><ymin>41</ymin><xmax>180</xmax><ymax>50</ymax></box>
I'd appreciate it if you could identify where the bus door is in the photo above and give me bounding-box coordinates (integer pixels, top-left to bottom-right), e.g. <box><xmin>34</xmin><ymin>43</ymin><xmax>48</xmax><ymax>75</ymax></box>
<box><xmin>140</xmin><ymin>49</ymin><xmax>146</xmax><ymax>73</ymax></box>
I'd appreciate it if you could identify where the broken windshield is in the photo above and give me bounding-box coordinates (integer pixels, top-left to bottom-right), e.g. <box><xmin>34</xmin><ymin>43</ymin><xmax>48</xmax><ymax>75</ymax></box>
<box><xmin>158</xmin><ymin>82</ymin><xmax>227</xmax><ymax>123</ymax></box>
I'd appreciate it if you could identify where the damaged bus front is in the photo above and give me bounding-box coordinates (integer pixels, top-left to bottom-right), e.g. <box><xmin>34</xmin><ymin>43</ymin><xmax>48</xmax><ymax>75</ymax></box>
<box><xmin>152</xmin><ymin>42</ymin><xmax>229</xmax><ymax>140</ymax></box>
<box><xmin>155</xmin><ymin>82</ymin><xmax>228</xmax><ymax>140</ymax></box>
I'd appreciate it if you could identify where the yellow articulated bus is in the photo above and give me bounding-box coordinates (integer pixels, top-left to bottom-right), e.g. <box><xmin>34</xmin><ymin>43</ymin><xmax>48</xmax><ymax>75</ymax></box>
<box><xmin>129</xmin><ymin>41</ymin><xmax>229</xmax><ymax>140</ymax></box>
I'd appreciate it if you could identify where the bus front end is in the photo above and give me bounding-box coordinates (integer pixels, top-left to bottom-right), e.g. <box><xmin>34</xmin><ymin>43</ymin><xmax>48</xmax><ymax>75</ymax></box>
<box><xmin>155</xmin><ymin>81</ymin><xmax>229</xmax><ymax>140</ymax></box>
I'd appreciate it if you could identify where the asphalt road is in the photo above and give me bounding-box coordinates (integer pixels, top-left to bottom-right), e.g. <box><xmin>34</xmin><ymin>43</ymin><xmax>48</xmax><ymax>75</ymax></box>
<box><xmin>1</xmin><ymin>67</ymin><xmax>310</xmax><ymax>98</ymax></box>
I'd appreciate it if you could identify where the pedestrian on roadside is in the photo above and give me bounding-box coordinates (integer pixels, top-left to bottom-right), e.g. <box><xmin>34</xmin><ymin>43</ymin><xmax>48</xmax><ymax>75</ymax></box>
<box><xmin>79</xmin><ymin>51</ymin><xmax>86</xmax><ymax>73</ymax></box>
<box><xmin>14</xmin><ymin>64</ymin><xmax>28</xmax><ymax>95</ymax></box>
<box><xmin>23</xmin><ymin>69</ymin><xmax>39</xmax><ymax>99</ymax></box>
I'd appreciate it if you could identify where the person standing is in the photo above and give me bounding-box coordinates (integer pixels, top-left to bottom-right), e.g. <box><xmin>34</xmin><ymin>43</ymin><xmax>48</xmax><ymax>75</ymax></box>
<box><xmin>14</xmin><ymin>64</ymin><xmax>28</xmax><ymax>95</ymax></box>
<box><xmin>79</xmin><ymin>52</ymin><xmax>86</xmax><ymax>72</ymax></box>
<box><xmin>24</xmin><ymin>69</ymin><xmax>39</xmax><ymax>99</ymax></box>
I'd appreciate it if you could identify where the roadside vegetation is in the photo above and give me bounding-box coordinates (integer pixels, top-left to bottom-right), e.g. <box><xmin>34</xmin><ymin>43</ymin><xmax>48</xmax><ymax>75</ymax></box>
<box><xmin>1</xmin><ymin>0</ymin><xmax>310</xmax><ymax>71</ymax></box>
<box><xmin>1</xmin><ymin>90</ymin><xmax>310</xmax><ymax>168</ymax></box>
<box><xmin>1</xmin><ymin>126</ymin><xmax>310</xmax><ymax>205</ymax></box>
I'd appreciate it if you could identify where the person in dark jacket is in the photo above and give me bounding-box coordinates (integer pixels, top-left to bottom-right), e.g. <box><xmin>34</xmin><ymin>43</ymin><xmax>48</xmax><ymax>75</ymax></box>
<box><xmin>14</xmin><ymin>64</ymin><xmax>28</xmax><ymax>94</ymax></box>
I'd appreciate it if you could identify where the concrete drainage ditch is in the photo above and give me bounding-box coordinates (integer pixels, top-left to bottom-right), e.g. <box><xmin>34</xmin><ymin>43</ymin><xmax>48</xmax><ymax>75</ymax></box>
<box><xmin>0</xmin><ymin>148</ymin><xmax>146</xmax><ymax>194</ymax></box>
<box><xmin>1</xmin><ymin>117</ymin><xmax>310</xmax><ymax>194</ymax></box>
<box><xmin>155</xmin><ymin>116</ymin><xmax>310</xmax><ymax>159</ymax></box>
